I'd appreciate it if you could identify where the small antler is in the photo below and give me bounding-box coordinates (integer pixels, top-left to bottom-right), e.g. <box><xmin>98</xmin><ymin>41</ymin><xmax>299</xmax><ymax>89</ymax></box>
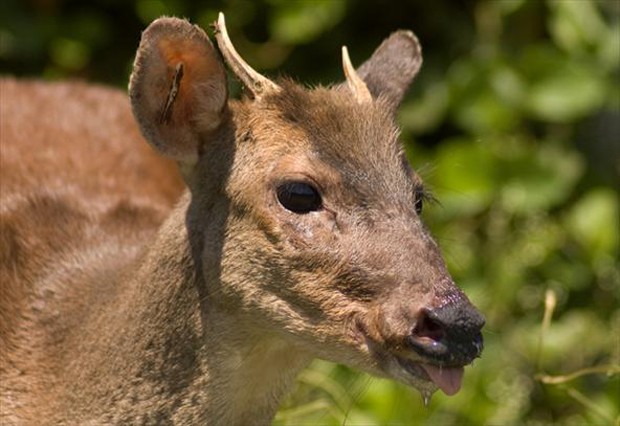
<box><xmin>214</xmin><ymin>13</ymin><xmax>280</xmax><ymax>98</ymax></box>
<box><xmin>342</xmin><ymin>46</ymin><xmax>372</xmax><ymax>103</ymax></box>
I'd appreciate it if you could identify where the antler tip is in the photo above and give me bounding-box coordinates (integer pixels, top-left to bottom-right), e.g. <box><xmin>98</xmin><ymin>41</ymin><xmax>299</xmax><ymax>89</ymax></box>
<box><xmin>341</xmin><ymin>45</ymin><xmax>372</xmax><ymax>103</ymax></box>
<box><xmin>341</xmin><ymin>46</ymin><xmax>351</xmax><ymax>66</ymax></box>
<box><xmin>213</xmin><ymin>11</ymin><xmax>279</xmax><ymax>98</ymax></box>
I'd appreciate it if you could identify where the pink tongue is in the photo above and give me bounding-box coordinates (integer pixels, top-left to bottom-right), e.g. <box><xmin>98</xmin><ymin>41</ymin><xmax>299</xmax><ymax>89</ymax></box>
<box><xmin>421</xmin><ymin>365</ymin><xmax>464</xmax><ymax>396</ymax></box>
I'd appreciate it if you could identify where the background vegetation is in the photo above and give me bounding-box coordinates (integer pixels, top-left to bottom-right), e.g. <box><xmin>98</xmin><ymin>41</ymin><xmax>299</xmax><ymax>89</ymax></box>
<box><xmin>2</xmin><ymin>0</ymin><xmax>618</xmax><ymax>424</ymax></box>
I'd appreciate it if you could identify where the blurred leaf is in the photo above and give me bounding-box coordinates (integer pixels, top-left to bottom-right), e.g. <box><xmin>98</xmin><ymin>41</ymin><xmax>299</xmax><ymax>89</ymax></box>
<box><xmin>526</xmin><ymin>71</ymin><xmax>607</xmax><ymax>122</ymax></box>
<box><xmin>565</xmin><ymin>188</ymin><xmax>620</xmax><ymax>260</ymax></box>
<box><xmin>432</xmin><ymin>138</ymin><xmax>496</xmax><ymax>217</ymax></box>
<box><xmin>448</xmin><ymin>59</ymin><xmax>522</xmax><ymax>134</ymax></box>
<box><xmin>0</xmin><ymin>28</ymin><xmax>16</xmax><ymax>58</ymax></box>
<box><xmin>498</xmin><ymin>0</ymin><xmax>527</xmax><ymax>16</ymax></box>
<box><xmin>135</xmin><ymin>0</ymin><xmax>186</xmax><ymax>24</ymax></box>
<box><xmin>547</xmin><ymin>0</ymin><xmax>608</xmax><ymax>55</ymax></box>
<box><xmin>498</xmin><ymin>143</ymin><xmax>584</xmax><ymax>214</ymax></box>
<box><xmin>274</xmin><ymin>399</ymin><xmax>335</xmax><ymax>425</ymax></box>
<box><xmin>399</xmin><ymin>81</ymin><xmax>449</xmax><ymax>134</ymax></box>
<box><xmin>435</xmin><ymin>221</ymin><xmax>478</xmax><ymax>277</ymax></box>
<box><xmin>534</xmin><ymin>310</ymin><xmax>611</xmax><ymax>372</ymax></box>
<box><xmin>489</xmin><ymin>63</ymin><xmax>526</xmax><ymax>106</ymax></box>
<box><xmin>520</xmin><ymin>46</ymin><xmax>608</xmax><ymax>122</ymax></box>
<box><xmin>136</xmin><ymin>0</ymin><xmax>168</xmax><ymax>24</ymax></box>
<box><xmin>598</xmin><ymin>23</ymin><xmax>620</xmax><ymax>72</ymax></box>
<box><xmin>50</xmin><ymin>37</ymin><xmax>90</xmax><ymax>71</ymax></box>
<box><xmin>268</xmin><ymin>0</ymin><xmax>346</xmax><ymax>44</ymax></box>
<box><xmin>454</xmin><ymin>88</ymin><xmax>518</xmax><ymax>134</ymax></box>
<box><xmin>485</xmin><ymin>366</ymin><xmax>533</xmax><ymax>425</ymax></box>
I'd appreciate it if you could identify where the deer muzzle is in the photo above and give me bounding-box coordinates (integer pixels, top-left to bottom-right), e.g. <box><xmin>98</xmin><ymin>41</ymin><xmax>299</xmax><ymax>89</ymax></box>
<box><xmin>359</xmin><ymin>281</ymin><xmax>485</xmax><ymax>396</ymax></box>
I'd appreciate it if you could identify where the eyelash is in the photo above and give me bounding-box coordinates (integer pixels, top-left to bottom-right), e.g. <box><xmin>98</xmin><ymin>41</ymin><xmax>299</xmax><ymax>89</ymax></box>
<box><xmin>414</xmin><ymin>185</ymin><xmax>437</xmax><ymax>214</ymax></box>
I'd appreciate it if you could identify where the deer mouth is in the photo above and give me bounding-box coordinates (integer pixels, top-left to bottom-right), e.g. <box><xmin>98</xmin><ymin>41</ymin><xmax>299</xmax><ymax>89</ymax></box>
<box><xmin>359</xmin><ymin>328</ymin><xmax>469</xmax><ymax>396</ymax></box>
<box><xmin>394</xmin><ymin>354</ymin><xmax>465</xmax><ymax>396</ymax></box>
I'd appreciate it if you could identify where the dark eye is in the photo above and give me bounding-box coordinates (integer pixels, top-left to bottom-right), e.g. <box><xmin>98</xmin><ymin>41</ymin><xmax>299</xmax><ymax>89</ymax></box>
<box><xmin>414</xmin><ymin>188</ymin><xmax>424</xmax><ymax>215</ymax></box>
<box><xmin>276</xmin><ymin>182</ymin><xmax>322</xmax><ymax>214</ymax></box>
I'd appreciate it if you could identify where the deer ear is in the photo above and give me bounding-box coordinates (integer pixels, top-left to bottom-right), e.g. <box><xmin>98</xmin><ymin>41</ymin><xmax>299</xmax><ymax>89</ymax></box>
<box><xmin>129</xmin><ymin>17</ymin><xmax>227</xmax><ymax>165</ymax></box>
<box><xmin>355</xmin><ymin>30</ymin><xmax>422</xmax><ymax>109</ymax></box>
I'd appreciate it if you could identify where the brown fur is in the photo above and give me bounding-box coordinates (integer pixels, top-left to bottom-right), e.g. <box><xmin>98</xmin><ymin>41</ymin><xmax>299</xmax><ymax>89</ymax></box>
<box><xmin>0</xmin><ymin>78</ymin><xmax>185</xmax><ymax>423</ymax></box>
<box><xmin>0</xmin><ymin>17</ymin><xmax>483</xmax><ymax>424</ymax></box>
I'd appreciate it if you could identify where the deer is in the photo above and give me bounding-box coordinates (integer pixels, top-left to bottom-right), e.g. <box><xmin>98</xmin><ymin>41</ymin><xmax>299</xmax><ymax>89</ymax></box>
<box><xmin>0</xmin><ymin>13</ymin><xmax>485</xmax><ymax>424</ymax></box>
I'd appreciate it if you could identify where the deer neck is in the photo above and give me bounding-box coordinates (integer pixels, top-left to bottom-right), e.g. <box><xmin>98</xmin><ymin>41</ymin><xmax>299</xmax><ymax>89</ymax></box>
<box><xmin>67</xmin><ymin>194</ymin><xmax>310</xmax><ymax>424</ymax></box>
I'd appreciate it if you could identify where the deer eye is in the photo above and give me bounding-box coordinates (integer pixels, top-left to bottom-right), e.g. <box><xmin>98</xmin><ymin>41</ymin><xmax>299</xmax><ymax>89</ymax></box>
<box><xmin>276</xmin><ymin>182</ymin><xmax>322</xmax><ymax>214</ymax></box>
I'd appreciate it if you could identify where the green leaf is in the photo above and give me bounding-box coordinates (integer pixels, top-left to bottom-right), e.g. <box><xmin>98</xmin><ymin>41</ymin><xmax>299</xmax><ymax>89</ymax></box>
<box><xmin>565</xmin><ymin>188</ymin><xmax>620</xmax><ymax>260</ymax></box>
<box><xmin>526</xmin><ymin>70</ymin><xmax>606</xmax><ymax>122</ymax></box>
<box><xmin>520</xmin><ymin>46</ymin><xmax>607</xmax><ymax>122</ymax></box>
<box><xmin>447</xmin><ymin>60</ymin><xmax>523</xmax><ymax>134</ymax></box>
<box><xmin>498</xmin><ymin>143</ymin><xmax>583</xmax><ymax>214</ymax></box>
<box><xmin>454</xmin><ymin>89</ymin><xmax>519</xmax><ymax>134</ymax></box>
<box><xmin>399</xmin><ymin>81</ymin><xmax>449</xmax><ymax>134</ymax></box>
<box><xmin>431</xmin><ymin>138</ymin><xmax>496</xmax><ymax>216</ymax></box>
<box><xmin>269</xmin><ymin>0</ymin><xmax>346</xmax><ymax>44</ymax></box>
<box><xmin>135</xmin><ymin>0</ymin><xmax>185</xmax><ymax>24</ymax></box>
<box><xmin>547</xmin><ymin>0</ymin><xmax>608</xmax><ymax>55</ymax></box>
<box><xmin>50</xmin><ymin>37</ymin><xmax>90</xmax><ymax>71</ymax></box>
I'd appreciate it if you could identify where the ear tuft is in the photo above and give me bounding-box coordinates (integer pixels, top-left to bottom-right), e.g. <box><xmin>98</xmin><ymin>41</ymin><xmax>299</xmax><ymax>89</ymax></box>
<box><xmin>129</xmin><ymin>17</ymin><xmax>228</xmax><ymax>164</ymax></box>
<box><xmin>356</xmin><ymin>30</ymin><xmax>422</xmax><ymax>109</ymax></box>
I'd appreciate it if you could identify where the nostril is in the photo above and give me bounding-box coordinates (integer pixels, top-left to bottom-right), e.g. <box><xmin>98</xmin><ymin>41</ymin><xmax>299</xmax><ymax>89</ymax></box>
<box><xmin>412</xmin><ymin>310</ymin><xmax>445</xmax><ymax>342</ymax></box>
<box><xmin>408</xmin><ymin>309</ymin><xmax>449</xmax><ymax>359</ymax></box>
<box><xmin>408</xmin><ymin>305</ymin><xmax>485</xmax><ymax>364</ymax></box>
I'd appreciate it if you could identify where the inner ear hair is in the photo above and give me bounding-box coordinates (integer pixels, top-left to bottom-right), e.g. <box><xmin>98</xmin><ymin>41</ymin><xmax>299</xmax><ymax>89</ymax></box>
<box><xmin>159</xmin><ymin>62</ymin><xmax>185</xmax><ymax>125</ymax></box>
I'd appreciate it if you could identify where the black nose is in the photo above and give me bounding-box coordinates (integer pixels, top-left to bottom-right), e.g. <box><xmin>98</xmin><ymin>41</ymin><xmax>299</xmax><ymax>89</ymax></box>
<box><xmin>408</xmin><ymin>300</ymin><xmax>485</xmax><ymax>365</ymax></box>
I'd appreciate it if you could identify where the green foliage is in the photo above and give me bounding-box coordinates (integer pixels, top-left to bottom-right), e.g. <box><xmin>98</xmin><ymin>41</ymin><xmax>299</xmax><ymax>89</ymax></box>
<box><xmin>268</xmin><ymin>0</ymin><xmax>346</xmax><ymax>44</ymax></box>
<box><xmin>2</xmin><ymin>0</ymin><xmax>618</xmax><ymax>423</ymax></box>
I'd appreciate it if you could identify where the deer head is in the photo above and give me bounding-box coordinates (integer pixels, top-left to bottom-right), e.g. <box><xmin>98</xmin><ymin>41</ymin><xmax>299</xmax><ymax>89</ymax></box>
<box><xmin>128</xmin><ymin>13</ymin><xmax>484</xmax><ymax>400</ymax></box>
